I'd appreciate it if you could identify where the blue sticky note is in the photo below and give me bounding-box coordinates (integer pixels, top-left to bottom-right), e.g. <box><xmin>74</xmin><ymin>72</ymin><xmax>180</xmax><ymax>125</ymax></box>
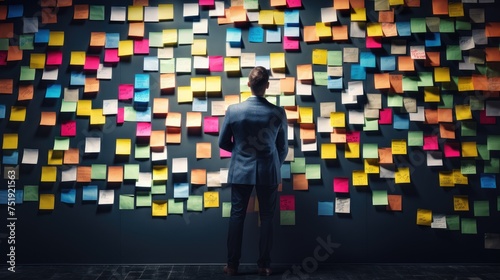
<box><xmin>0</xmin><ymin>104</ymin><xmax>6</xmax><ymax>118</ymax></box>
<box><xmin>318</xmin><ymin>201</ymin><xmax>334</xmax><ymax>216</ymax></box>
<box><xmin>82</xmin><ymin>185</ymin><xmax>98</xmax><ymax>201</ymax></box>
<box><xmin>425</xmin><ymin>32</ymin><xmax>441</xmax><ymax>47</ymax></box>
<box><xmin>327</xmin><ymin>77</ymin><xmax>343</xmax><ymax>89</ymax></box>
<box><xmin>256</xmin><ymin>55</ymin><xmax>270</xmax><ymax>69</ymax></box>
<box><xmin>135</xmin><ymin>107</ymin><xmax>152</xmax><ymax>122</ymax></box>
<box><xmin>8</xmin><ymin>5</ymin><xmax>23</xmax><ymax>18</ymax></box>
<box><xmin>174</xmin><ymin>182</ymin><xmax>189</xmax><ymax>199</ymax></box>
<box><xmin>227</xmin><ymin>28</ymin><xmax>242</xmax><ymax>43</ymax></box>
<box><xmin>393</xmin><ymin>113</ymin><xmax>410</xmax><ymax>130</ymax></box>
<box><xmin>360</xmin><ymin>52</ymin><xmax>376</xmax><ymax>68</ymax></box>
<box><xmin>249</xmin><ymin>27</ymin><xmax>264</xmax><ymax>43</ymax></box>
<box><xmin>61</xmin><ymin>189</ymin><xmax>76</xmax><ymax>204</ymax></box>
<box><xmin>46</xmin><ymin>84</ymin><xmax>62</xmax><ymax>98</ymax></box>
<box><xmin>0</xmin><ymin>190</ymin><xmax>7</xmax><ymax>204</ymax></box>
<box><xmin>135</xmin><ymin>74</ymin><xmax>149</xmax><ymax>89</ymax></box>
<box><xmin>480</xmin><ymin>174</ymin><xmax>496</xmax><ymax>189</ymax></box>
<box><xmin>193</xmin><ymin>98</ymin><xmax>208</xmax><ymax>112</ymax></box>
<box><xmin>266</xmin><ymin>28</ymin><xmax>281</xmax><ymax>43</ymax></box>
<box><xmin>3</xmin><ymin>151</ymin><xmax>18</xmax><ymax>165</ymax></box>
<box><xmin>105</xmin><ymin>33</ymin><xmax>120</xmax><ymax>48</ymax></box>
<box><xmin>15</xmin><ymin>190</ymin><xmax>23</xmax><ymax>204</ymax></box>
<box><xmin>284</xmin><ymin>10</ymin><xmax>300</xmax><ymax>25</ymax></box>
<box><xmin>350</xmin><ymin>64</ymin><xmax>366</xmax><ymax>80</ymax></box>
<box><xmin>281</xmin><ymin>164</ymin><xmax>291</xmax><ymax>179</ymax></box>
<box><xmin>396</xmin><ymin>21</ymin><xmax>411</xmax><ymax>37</ymax></box>
<box><xmin>380</xmin><ymin>56</ymin><xmax>396</xmax><ymax>71</ymax></box>
<box><xmin>70</xmin><ymin>72</ymin><xmax>85</xmax><ymax>86</ymax></box>
<box><xmin>0</xmin><ymin>190</ymin><xmax>23</xmax><ymax>205</ymax></box>
<box><xmin>134</xmin><ymin>89</ymin><xmax>150</xmax><ymax>103</ymax></box>
<box><xmin>284</xmin><ymin>26</ymin><xmax>300</xmax><ymax>37</ymax></box>
<box><xmin>35</xmin><ymin>29</ymin><xmax>50</xmax><ymax>43</ymax></box>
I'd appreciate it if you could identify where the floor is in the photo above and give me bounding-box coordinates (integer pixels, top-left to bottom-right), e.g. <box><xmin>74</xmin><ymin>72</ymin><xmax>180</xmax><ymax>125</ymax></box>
<box><xmin>1</xmin><ymin>264</ymin><xmax>499</xmax><ymax>280</ymax></box>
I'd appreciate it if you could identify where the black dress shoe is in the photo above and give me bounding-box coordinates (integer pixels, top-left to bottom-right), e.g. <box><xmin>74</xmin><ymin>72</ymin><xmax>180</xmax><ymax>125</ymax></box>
<box><xmin>223</xmin><ymin>265</ymin><xmax>238</xmax><ymax>276</ymax></box>
<box><xmin>258</xmin><ymin>267</ymin><xmax>272</xmax><ymax>276</ymax></box>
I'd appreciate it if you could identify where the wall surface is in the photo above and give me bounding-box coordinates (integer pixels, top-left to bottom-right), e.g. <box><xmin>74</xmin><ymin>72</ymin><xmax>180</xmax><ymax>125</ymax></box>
<box><xmin>0</xmin><ymin>0</ymin><xmax>500</xmax><ymax>265</ymax></box>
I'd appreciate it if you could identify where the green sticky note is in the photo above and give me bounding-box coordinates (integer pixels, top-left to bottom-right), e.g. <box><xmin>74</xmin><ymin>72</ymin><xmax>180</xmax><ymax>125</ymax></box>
<box><xmin>119</xmin><ymin>195</ymin><xmax>135</xmax><ymax>210</ymax></box>
<box><xmin>0</xmin><ymin>38</ymin><xmax>8</xmax><ymax>51</ymax></box>
<box><xmin>446</xmin><ymin>45</ymin><xmax>462</xmax><ymax>61</ymax></box>
<box><xmin>461</xmin><ymin>218</ymin><xmax>477</xmax><ymax>234</ymax></box>
<box><xmin>24</xmin><ymin>185</ymin><xmax>39</xmax><ymax>201</ymax></box>
<box><xmin>135</xmin><ymin>144</ymin><xmax>150</xmax><ymax>159</ymax></box>
<box><xmin>305</xmin><ymin>164</ymin><xmax>321</xmax><ymax>180</ymax></box>
<box><xmin>327</xmin><ymin>50</ymin><xmax>342</xmax><ymax>66</ymax></box>
<box><xmin>438</xmin><ymin>94</ymin><xmax>453</xmax><ymax>109</ymax></box>
<box><xmin>280</xmin><ymin>95</ymin><xmax>295</xmax><ymax>107</ymax></box>
<box><xmin>91</xmin><ymin>164</ymin><xmax>107</xmax><ymax>180</ymax></box>
<box><xmin>266</xmin><ymin>96</ymin><xmax>277</xmax><ymax>105</ymax></box>
<box><xmin>151</xmin><ymin>182</ymin><xmax>166</xmax><ymax>195</ymax></box>
<box><xmin>402</xmin><ymin>76</ymin><xmax>418</xmax><ymax>92</ymax></box>
<box><xmin>417</xmin><ymin>72</ymin><xmax>433</xmax><ymax>87</ymax></box>
<box><xmin>240</xmin><ymin>77</ymin><xmax>250</xmax><ymax>92</ymax></box>
<box><xmin>497</xmin><ymin>196</ymin><xmax>500</xmax><ymax>211</ymax></box>
<box><xmin>372</xmin><ymin>190</ymin><xmax>388</xmax><ymax>206</ymax></box>
<box><xmin>363</xmin><ymin>118</ymin><xmax>379</xmax><ymax>131</ymax></box>
<box><xmin>222</xmin><ymin>202</ymin><xmax>232</xmax><ymax>217</ymax></box>
<box><xmin>439</xmin><ymin>19</ymin><xmax>455</xmax><ymax>33</ymax></box>
<box><xmin>124</xmin><ymin>106</ymin><xmax>137</xmax><ymax>122</ymax></box>
<box><xmin>187</xmin><ymin>195</ymin><xmax>203</xmax><ymax>212</ymax></box>
<box><xmin>290</xmin><ymin>157</ymin><xmax>306</xmax><ymax>173</ymax></box>
<box><xmin>455</xmin><ymin>20</ymin><xmax>471</xmax><ymax>31</ymax></box>
<box><xmin>136</xmin><ymin>192</ymin><xmax>152</xmax><ymax>207</ymax></box>
<box><xmin>53</xmin><ymin>137</ymin><xmax>70</xmax><ymax>151</ymax></box>
<box><xmin>477</xmin><ymin>65</ymin><xmax>487</xmax><ymax>76</ymax></box>
<box><xmin>313</xmin><ymin>72</ymin><xmax>328</xmax><ymax>86</ymax></box>
<box><xmin>280</xmin><ymin>210</ymin><xmax>295</xmax><ymax>225</ymax></box>
<box><xmin>168</xmin><ymin>199</ymin><xmax>184</xmax><ymax>214</ymax></box>
<box><xmin>474</xmin><ymin>201</ymin><xmax>490</xmax><ymax>217</ymax></box>
<box><xmin>244</xmin><ymin>0</ymin><xmax>258</xmax><ymax>9</ymax></box>
<box><xmin>487</xmin><ymin>135</ymin><xmax>500</xmax><ymax>151</ymax></box>
<box><xmin>160</xmin><ymin>59</ymin><xmax>175</xmax><ymax>74</ymax></box>
<box><xmin>410</xmin><ymin>18</ymin><xmax>426</xmax><ymax>33</ymax></box>
<box><xmin>408</xmin><ymin>131</ymin><xmax>423</xmax><ymax>146</ymax></box>
<box><xmin>149</xmin><ymin>32</ymin><xmax>163</xmax><ymax>48</ymax></box>
<box><xmin>441</xmin><ymin>76</ymin><xmax>458</xmax><ymax>91</ymax></box>
<box><xmin>124</xmin><ymin>164</ymin><xmax>140</xmax><ymax>180</ymax></box>
<box><xmin>363</xmin><ymin>143</ymin><xmax>378</xmax><ymax>159</ymax></box>
<box><xmin>484</xmin><ymin>158</ymin><xmax>500</xmax><ymax>173</ymax></box>
<box><xmin>461</xmin><ymin>121</ymin><xmax>476</xmax><ymax>137</ymax></box>
<box><xmin>178</xmin><ymin>29</ymin><xmax>193</xmax><ymax>45</ymax></box>
<box><xmin>387</xmin><ymin>93</ymin><xmax>403</xmax><ymax>107</ymax></box>
<box><xmin>460</xmin><ymin>160</ymin><xmax>476</xmax><ymax>175</ymax></box>
<box><xmin>89</xmin><ymin>5</ymin><xmax>105</xmax><ymax>20</ymax></box>
<box><xmin>19</xmin><ymin>35</ymin><xmax>34</xmax><ymax>50</ymax></box>
<box><xmin>477</xmin><ymin>144</ymin><xmax>490</xmax><ymax>160</ymax></box>
<box><xmin>487</xmin><ymin>64</ymin><xmax>500</xmax><ymax>77</ymax></box>
<box><xmin>61</xmin><ymin>101</ymin><xmax>77</xmax><ymax>112</ymax></box>
<box><xmin>20</xmin><ymin>66</ymin><xmax>36</xmax><ymax>81</ymax></box>
<box><xmin>446</xmin><ymin>215</ymin><xmax>460</xmax><ymax>231</ymax></box>
<box><xmin>469</xmin><ymin>97</ymin><xmax>484</xmax><ymax>111</ymax></box>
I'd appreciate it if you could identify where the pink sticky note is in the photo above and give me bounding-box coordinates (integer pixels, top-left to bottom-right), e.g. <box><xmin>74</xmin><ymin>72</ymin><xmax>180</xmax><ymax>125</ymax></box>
<box><xmin>423</xmin><ymin>135</ymin><xmax>439</xmax><ymax>151</ymax></box>
<box><xmin>118</xmin><ymin>84</ymin><xmax>134</xmax><ymax>100</ymax></box>
<box><xmin>134</xmin><ymin>39</ymin><xmax>149</xmax><ymax>55</ymax></box>
<box><xmin>366</xmin><ymin>36</ymin><xmax>382</xmax><ymax>49</ymax></box>
<box><xmin>280</xmin><ymin>195</ymin><xmax>295</xmax><ymax>210</ymax></box>
<box><xmin>283</xmin><ymin>36</ymin><xmax>299</xmax><ymax>51</ymax></box>
<box><xmin>286</xmin><ymin>0</ymin><xmax>302</xmax><ymax>8</ymax></box>
<box><xmin>84</xmin><ymin>55</ymin><xmax>100</xmax><ymax>70</ymax></box>
<box><xmin>379</xmin><ymin>108</ymin><xmax>392</xmax><ymax>124</ymax></box>
<box><xmin>209</xmin><ymin>56</ymin><xmax>224</xmax><ymax>72</ymax></box>
<box><xmin>220</xmin><ymin>148</ymin><xmax>231</xmax><ymax>158</ymax></box>
<box><xmin>346</xmin><ymin>131</ymin><xmax>360</xmax><ymax>143</ymax></box>
<box><xmin>480</xmin><ymin>110</ymin><xmax>496</xmax><ymax>124</ymax></box>
<box><xmin>199</xmin><ymin>0</ymin><xmax>215</xmax><ymax>6</ymax></box>
<box><xmin>104</xmin><ymin>49</ymin><xmax>119</xmax><ymax>63</ymax></box>
<box><xmin>46</xmin><ymin>51</ymin><xmax>63</xmax><ymax>66</ymax></box>
<box><xmin>443</xmin><ymin>142</ymin><xmax>460</xmax><ymax>158</ymax></box>
<box><xmin>117</xmin><ymin>108</ymin><xmax>124</xmax><ymax>124</ymax></box>
<box><xmin>204</xmin><ymin>116</ymin><xmax>219</xmax><ymax>133</ymax></box>
<box><xmin>333</xmin><ymin>177</ymin><xmax>349</xmax><ymax>193</ymax></box>
<box><xmin>61</xmin><ymin>120</ymin><xmax>76</xmax><ymax>137</ymax></box>
<box><xmin>0</xmin><ymin>51</ymin><xmax>6</xmax><ymax>65</ymax></box>
<box><xmin>136</xmin><ymin>122</ymin><xmax>152</xmax><ymax>137</ymax></box>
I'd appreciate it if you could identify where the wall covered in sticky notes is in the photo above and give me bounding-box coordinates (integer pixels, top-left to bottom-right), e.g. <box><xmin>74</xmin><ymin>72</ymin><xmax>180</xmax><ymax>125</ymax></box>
<box><xmin>0</xmin><ymin>0</ymin><xmax>500</xmax><ymax>264</ymax></box>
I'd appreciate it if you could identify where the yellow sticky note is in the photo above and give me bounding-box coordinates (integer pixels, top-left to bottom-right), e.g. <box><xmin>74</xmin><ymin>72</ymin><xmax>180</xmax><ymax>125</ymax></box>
<box><xmin>153</xmin><ymin>166</ymin><xmax>168</xmax><ymax>181</ymax></box>
<box><xmin>416</xmin><ymin>208</ymin><xmax>432</xmax><ymax>226</ymax></box>
<box><xmin>455</xmin><ymin>105</ymin><xmax>472</xmax><ymax>121</ymax></box>
<box><xmin>321</xmin><ymin>143</ymin><xmax>337</xmax><ymax>159</ymax></box>
<box><xmin>39</xmin><ymin>193</ymin><xmax>55</xmax><ymax>210</ymax></box>
<box><xmin>315</xmin><ymin>22</ymin><xmax>332</xmax><ymax>37</ymax></box>
<box><xmin>395</xmin><ymin>167</ymin><xmax>410</xmax><ymax>184</ymax></box>
<box><xmin>270</xmin><ymin>52</ymin><xmax>285</xmax><ymax>69</ymax></box>
<box><xmin>389</xmin><ymin>0</ymin><xmax>404</xmax><ymax>5</ymax></box>
<box><xmin>191</xmin><ymin>77</ymin><xmax>206</xmax><ymax>92</ymax></box>
<box><xmin>391</xmin><ymin>139</ymin><xmax>407</xmax><ymax>155</ymax></box>
<box><xmin>192</xmin><ymin>39</ymin><xmax>207</xmax><ymax>56</ymax></box>
<box><xmin>364</xmin><ymin>159</ymin><xmax>379</xmax><ymax>174</ymax></box>
<box><xmin>90</xmin><ymin>109</ymin><xmax>105</xmax><ymax>125</ymax></box>
<box><xmin>351</xmin><ymin>8</ymin><xmax>367</xmax><ymax>21</ymax></box>
<box><xmin>10</xmin><ymin>106</ymin><xmax>26</xmax><ymax>121</ymax></box>
<box><xmin>434</xmin><ymin>67</ymin><xmax>450</xmax><ymax>82</ymax></box>
<box><xmin>47</xmin><ymin>150</ymin><xmax>63</xmax><ymax>165</ymax></box>
<box><xmin>274</xmin><ymin>10</ymin><xmax>284</xmax><ymax>25</ymax></box>
<box><xmin>345</xmin><ymin>142</ymin><xmax>360</xmax><ymax>158</ymax></box>
<box><xmin>76</xmin><ymin>100</ymin><xmax>92</xmax><ymax>116</ymax></box>
<box><xmin>48</xmin><ymin>31</ymin><xmax>64</xmax><ymax>46</ymax></box>
<box><xmin>454</xmin><ymin>195</ymin><xmax>469</xmax><ymax>211</ymax></box>
<box><xmin>424</xmin><ymin>86</ymin><xmax>440</xmax><ymax>103</ymax></box>
<box><xmin>258</xmin><ymin>10</ymin><xmax>274</xmax><ymax>25</ymax></box>
<box><xmin>41</xmin><ymin>166</ymin><xmax>57</xmax><ymax>182</ymax></box>
<box><xmin>224</xmin><ymin>57</ymin><xmax>240</xmax><ymax>72</ymax></box>
<box><xmin>299</xmin><ymin>107</ymin><xmax>313</xmax><ymax>124</ymax></box>
<box><xmin>118</xmin><ymin>40</ymin><xmax>133</xmax><ymax>57</ymax></box>
<box><xmin>352</xmin><ymin>170</ymin><xmax>368</xmax><ymax>186</ymax></box>
<box><xmin>452</xmin><ymin>169</ymin><xmax>468</xmax><ymax>185</ymax></box>
<box><xmin>462</xmin><ymin>142</ymin><xmax>478</xmax><ymax>157</ymax></box>
<box><xmin>439</xmin><ymin>171</ymin><xmax>455</xmax><ymax>187</ymax></box>
<box><xmin>162</xmin><ymin>29</ymin><xmax>178</xmax><ymax>45</ymax></box>
<box><xmin>458</xmin><ymin>76</ymin><xmax>474</xmax><ymax>92</ymax></box>
<box><xmin>177</xmin><ymin>86</ymin><xmax>193</xmax><ymax>103</ymax></box>
<box><xmin>206</xmin><ymin>76</ymin><xmax>222</xmax><ymax>92</ymax></box>
<box><xmin>367</xmin><ymin>23</ymin><xmax>383</xmax><ymax>37</ymax></box>
<box><xmin>128</xmin><ymin>5</ymin><xmax>144</xmax><ymax>21</ymax></box>
<box><xmin>330</xmin><ymin>112</ymin><xmax>345</xmax><ymax>127</ymax></box>
<box><xmin>312</xmin><ymin>49</ymin><xmax>328</xmax><ymax>65</ymax></box>
<box><xmin>116</xmin><ymin>139</ymin><xmax>131</xmax><ymax>155</ymax></box>
<box><xmin>158</xmin><ymin>4</ymin><xmax>174</xmax><ymax>20</ymax></box>
<box><xmin>152</xmin><ymin>201</ymin><xmax>168</xmax><ymax>216</ymax></box>
<box><xmin>2</xmin><ymin>133</ymin><xmax>18</xmax><ymax>149</ymax></box>
<box><xmin>204</xmin><ymin>191</ymin><xmax>219</xmax><ymax>208</ymax></box>
<box><xmin>448</xmin><ymin>2</ymin><xmax>464</xmax><ymax>17</ymax></box>
<box><xmin>70</xmin><ymin>51</ymin><xmax>86</xmax><ymax>66</ymax></box>
<box><xmin>30</xmin><ymin>53</ymin><xmax>46</xmax><ymax>69</ymax></box>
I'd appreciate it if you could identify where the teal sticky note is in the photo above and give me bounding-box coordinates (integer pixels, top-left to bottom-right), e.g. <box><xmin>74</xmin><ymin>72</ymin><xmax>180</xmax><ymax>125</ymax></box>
<box><xmin>439</xmin><ymin>19</ymin><xmax>455</xmax><ymax>33</ymax></box>
<box><xmin>82</xmin><ymin>185</ymin><xmax>98</xmax><ymax>201</ymax></box>
<box><xmin>484</xmin><ymin>158</ymin><xmax>500</xmax><ymax>173</ymax></box>
<box><xmin>327</xmin><ymin>50</ymin><xmax>342</xmax><ymax>66</ymax></box>
<box><xmin>363</xmin><ymin>118</ymin><xmax>379</xmax><ymax>131</ymax></box>
<box><xmin>124</xmin><ymin>164</ymin><xmax>140</xmax><ymax>180</ymax></box>
<box><xmin>89</xmin><ymin>5</ymin><xmax>105</xmax><ymax>21</ymax></box>
<box><xmin>402</xmin><ymin>76</ymin><xmax>418</xmax><ymax>92</ymax></box>
<box><xmin>20</xmin><ymin>66</ymin><xmax>36</xmax><ymax>81</ymax></box>
<box><xmin>135</xmin><ymin>144</ymin><xmax>150</xmax><ymax>159</ymax></box>
<box><xmin>446</xmin><ymin>215</ymin><xmax>460</xmax><ymax>231</ymax></box>
<box><xmin>222</xmin><ymin>202</ymin><xmax>232</xmax><ymax>217</ymax></box>
<box><xmin>187</xmin><ymin>195</ymin><xmax>203</xmax><ymax>212</ymax></box>
<box><xmin>396</xmin><ymin>21</ymin><xmax>410</xmax><ymax>36</ymax></box>
<box><xmin>387</xmin><ymin>94</ymin><xmax>403</xmax><ymax>107</ymax></box>
<box><xmin>461</xmin><ymin>121</ymin><xmax>476</xmax><ymax>137</ymax></box>
<box><xmin>61</xmin><ymin>189</ymin><xmax>76</xmax><ymax>204</ymax></box>
<box><xmin>318</xmin><ymin>201</ymin><xmax>334</xmax><ymax>216</ymax></box>
<box><xmin>439</xmin><ymin>94</ymin><xmax>453</xmax><ymax>109</ymax></box>
<box><xmin>19</xmin><ymin>35</ymin><xmax>34</xmax><ymax>50</ymax></box>
<box><xmin>417</xmin><ymin>72</ymin><xmax>434</xmax><ymax>87</ymax></box>
<box><xmin>408</xmin><ymin>131</ymin><xmax>423</xmax><ymax>146</ymax></box>
<box><xmin>313</xmin><ymin>72</ymin><xmax>328</xmax><ymax>86</ymax></box>
<box><xmin>351</xmin><ymin>64</ymin><xmax>366</xmax><ymax>80</ymax></box>
<box><xmin>461</xmin><ymin>218</ymin><xmax>477</xmax><ymax>234</ymax></box>
<box><xmin>410</xmin><ymin>18</ymin><xmax>426</xmax><ymax>33</ymax></box>
<box><xmin>363</xmin><ymin>143</ymin><xmax>378</xmax><ymax>159</ymax></box>
<box><xmin>305</xmin><ymin>164</ymin><xmax>321</xmax><ymax>180</ymax></box>
<box><xmin>119</xmin><ymin>195</ymin><xmax>135</xmax><ymax>210</ymax></box>
<box><xmin>151</xmin><ymin>182</ymin><xmax>166</xmax><ymax>195</ymax></box>
<box><xmin>280</xmin><ymin>210</ymin><xmax>295</xmax><ymax>225</ymax></box>
<box><xmin>23</xmin><ymin>185</ymin><xmax>38</xmax><ymax>202</ymax></box>
<box><xmin>474</xmin><ymin>201</ymin><xmax>490</xmax><ymax>217</ymax></box>
<box><xmin>168</xmin><ymin>199</ymin><xmax>184</xmax><ymax>214</ymax></box>
<box><xmin>487</xmin><ymin>136</ymin><xmax>500</xmax><ymax>151</ymax></box>
<box><xmin>91</xmin><ymin>164</ymin><xmax>107</xmax><ymax>180</ymax></box>
<box><xmin>290</xmin><ymin>157</ymin><xmax>306</xmax><ymax>173</ymax></box>
<box><xmin>372</xmin><ymin>190</ymin><xmax>388</xmax><ymax>206</ymax></box>
<box><xmin>460</xmin><ymin>160</ymin><xmax>476</xmax><ymax>175</ymax></box>
<box><xmin>477</xmin><ymin>144</ymin><xmax>490</xmax><ymax>160</ymax></box>
<box><xmin>136</xmin><ymin>191</ymin><xmax>152</xmax><ymax>207</ymax></box>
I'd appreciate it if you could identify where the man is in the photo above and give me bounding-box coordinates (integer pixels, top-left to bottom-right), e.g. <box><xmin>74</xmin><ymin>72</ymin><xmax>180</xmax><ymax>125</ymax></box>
<box><xmin>219</xmin><ymin>66</ymin><xmax>288</xmax><ymax>276</ymax></box>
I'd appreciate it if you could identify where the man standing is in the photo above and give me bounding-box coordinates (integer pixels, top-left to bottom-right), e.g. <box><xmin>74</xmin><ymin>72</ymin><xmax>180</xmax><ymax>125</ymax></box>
<box><xmin>219</xmin><ymin>66</ymin><xmax>288</xmax><ymax>276</ymax></box>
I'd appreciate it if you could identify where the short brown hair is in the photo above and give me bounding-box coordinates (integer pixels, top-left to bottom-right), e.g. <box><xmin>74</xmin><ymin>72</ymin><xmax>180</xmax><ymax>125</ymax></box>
<box><xmin>248</xmin><ymin>66</ymin><xmax>269</xmax><ymax>95</ymax></box>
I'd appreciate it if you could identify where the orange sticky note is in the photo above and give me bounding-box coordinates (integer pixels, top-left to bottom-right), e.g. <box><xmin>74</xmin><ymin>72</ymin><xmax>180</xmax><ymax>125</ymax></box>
<box><xmin>398</xmin><ymin>56</ymin><xmax>414</xmax><ymax>71</ymax></box>
<box><xmin>129</xmin><ymin>22</ymin><xmax>144</xmax><ymax>37</ymax></box>
<box><xmin>196</xmin><ymin>142</ymin><xmax>212</xmax><ymax>159</ymax></box>
<box><xmin>374</xmin><ymin>73</ymin><xmax>390</xmax><ymax>89</ymax></box>
<box><xmin>378</xmin><ymin>148</ymin><xmax>393</xmax><ymax>164</ymax></box>
<box><xmin>293</xmin><ymin>174</ymin><xmax>308</xmax><ymax>190</ymax></box>
<box><xmin>387</xmin><ymin>195</ymin><xmax>402</xmax><ymax>211</ymax></box>
<box><xmin>84</xmin><ymin>77</ymin><xmax>99</xmax><ymax>93</ymax></box>
<box><xmin>0</xmin><ymin>23</ymin><xmax>13</xmax><ymax>38</ymax></box>
<box><xmin>297</xmin><ymin>64</ymin><xmax>313</xmax><ymax>80</ymax></box>
<box><xmin>303</xmin><ymin>26</ymin><xmax>319</xmax><ymax>43</ymax></box>
<box><xmin>150</xmin><ymin>130</ymin><xmax>166</xmax><ymax>149</ymax></box>
<box><xmin>64</xmin><ymin>148</ymin><xmax>80</xmax><ymax>164</ymax></box>
<box><xmin>191</xmin><ymin>169</ymin><xmax>207</xmax><ymax>185</ymax></box>
<box><xmin>90</xmin><ymin>32</ymin><xmax>106</xmax><ymax>47</ymax></box>
<box><xmin>40</xmin><ymin>111</ymin><xmax>57</xmax><ymax>126</ymax></box>
<box><xmin>186</xmin><ymin>112</ymin><xmax>202</xmax><ymax>128</ymax></box>
<box><xmin>0</xmin><ymin>79</ymin><xmax>13</xmax><ymax>94</ymax></box>
<box><xmin>7</xmin><ymin>46</ymin><xmax>22</xmax><ymax>61</ymax></box>
<box><xmin>153</xmin><ymin>98</ymin><xmax>169</xmax><ymax>115</ymax></box>
<box><xmin>334</xmin><ymin>0</ymin><xmax>350</xmax><ymax>10</ymax></box>
<box><xmin>108</xmin><ymin>166</ymin><xmax>124</xmax><ymax>182</ymax></box>
<box><xmin>77</xmin><ymin>166</ymin><xmax>91</xmax><ymax>182</ymax></box>
<box><xmin>332</xmin><ymin>25</ymin><xmax>348</xmax><ymax>40</ymax></box>
<box><xmin>18</xmin><ymin>84</ymin><xmax>34</xmax><ymax>101</ymax></box>
<box><xmin>74</xmin><ymin>4</ymin><xmax>89</xmax><ymax>20</ymax></box>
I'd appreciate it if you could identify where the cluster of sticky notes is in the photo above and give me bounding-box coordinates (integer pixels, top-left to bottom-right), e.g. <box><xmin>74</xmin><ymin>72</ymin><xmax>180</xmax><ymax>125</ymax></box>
<box><xmin>280</xmin><ymin>195</ymin><xmax>295</xmax><ymax>225</ymax></box>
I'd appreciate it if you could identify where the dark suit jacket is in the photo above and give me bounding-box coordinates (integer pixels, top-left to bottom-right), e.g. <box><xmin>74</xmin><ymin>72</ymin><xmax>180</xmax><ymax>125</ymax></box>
<box><xmin>219</xmin><ymin>96</ymin><xmax>288</xmax><ymax>185</ymax></box>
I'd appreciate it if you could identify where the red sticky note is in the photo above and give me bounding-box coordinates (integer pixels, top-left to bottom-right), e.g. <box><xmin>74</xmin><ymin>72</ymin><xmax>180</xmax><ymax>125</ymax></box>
<box><xmin>136</xmin><ymin>122</ymin><xmax>151</xmax><ymax>137</ymax></box>
<box><xmin>220</xmin><ymin>148</ymin><xmax>231</xmax><ymax>158</ymax></box>
<box><xmin>117</xmin><ymin>107</ymin><xmax>124</xmax><ymax>124</ymax></box>
<box><xmin>283</xmin><ymin>36</ymin><xmax>299</xmax><ymax>51</ymax></box>
<box><xmin>280</xmin><ymin>195</ymin><xmax>295</xmax><ymax>210</ymax></box>
<box><xmin>379</xmin><ymin>108</ymin><xmax>392</xmax><ymax>124</ymax></box>
<box><xmin>0</xmin><ymin>51</ymin><xmax>7</xmax><ymax>66</ymax></box>
<box><xmin>423</xmin><ymin>135</ymin><xmax>438</xmax><ymax>150</ymax></box>
<box><xmin>366</xmin><ymin>36</ymin><xmax>382</xmax><ymax>48</ymax></box>
<box><xmin>118</xmin><ymin>84</ymin><xmax>134</xmax><ymax>100</ymax></box>
<box><xmin>346</xmin><ymin>131</ymin><xmax>360</xmax><ymax>143</ymax></box>
<box><xmin>61</xmin><ymin>120</ymin><xmax>76</xmax><ymax>137</ymax></box>
<box><xmin>199</xmin><ymin>0</ymin><xmax>215</xmax><ymax>6</ymax></box>
<box><xmin>333</xmin><ymin>177</ymin><xmax>349</xmax><ymax>193</ymax></box>
<box><xmin>204</xmin><ymin>116</ymin><xmax>219</xmax><ymax>133</ymax></box>
<box><xmin>480</xmin><ymin>110</ymin><xmax>496</xmax><ymax>124</ymax></box>
<box><xmin>104</xmin><ymin>49</ymin><xmax>119</xmax><ymax>63</ymax></box>
<box><xmin>443</xmin><ymin>141</ymin><xmax>460</xmax><ymax>158</ymax></box>
<box><xmin>46</xmin><ymin>51</ymin><xmax>63</xmax><ymax>66</ymax></box>
<box><xmin>84</xmin><ymin>55</ymin><xmax>100</xmax><ymax>70</ymax></box>
<box><xmin>134</xmin><ymin>39</ymin><xmax>149</xmax><ymax>55</ymax></box>
<box><xmin>209</xmin><ymin>56</ymin><xmax>224</xmax><ymax>72</ymax></box>
<box><xmin>286</xmin><ymin>0</ymin><xmax>302</xmax><ymax>8</ymax></box>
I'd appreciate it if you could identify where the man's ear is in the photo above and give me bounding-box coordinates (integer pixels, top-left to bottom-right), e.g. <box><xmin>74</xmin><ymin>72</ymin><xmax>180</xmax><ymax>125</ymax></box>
<box><xmin>247</xmin><ymin>82</ymin><xmax>251</xmax><ymax>87</ymax></box>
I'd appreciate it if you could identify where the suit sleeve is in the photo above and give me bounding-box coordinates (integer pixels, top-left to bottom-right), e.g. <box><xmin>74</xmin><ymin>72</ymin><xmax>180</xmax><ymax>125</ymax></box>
<box><xmin>276</xmin><ymin>107</ymin><xmax>288</xmax><ymax>165</ymax></box>
<box><xmin>218</xmin><ymin>107</ymin><xmax>234</xmax><ymax>152</ymax></box>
